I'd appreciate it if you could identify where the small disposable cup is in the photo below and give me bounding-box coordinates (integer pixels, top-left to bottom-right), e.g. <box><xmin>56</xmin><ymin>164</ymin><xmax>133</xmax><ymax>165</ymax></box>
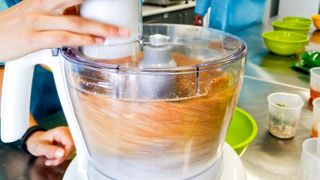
<box><xmin>318</xmin><ymin>122</ymin><xmax>320</xmax><ymax>152</ymax></box>
<box><xmin>267</xmin><ymin>92</ymin><xmax>304</xmax><ymax>139</ymax></box>
<box><xmin>310</xmin><ymin>67</ymin><xmax>320</xmax><ymax>100</ymax></box>
<box><xmin>312</xmin><ymin>98</ymin><xmax>320</xmax><ymax>137</ymax></box>
<box><xmin>299</xmin><ymin>138</ymin><xmax>320</xmax><ymax>180</ymax></box>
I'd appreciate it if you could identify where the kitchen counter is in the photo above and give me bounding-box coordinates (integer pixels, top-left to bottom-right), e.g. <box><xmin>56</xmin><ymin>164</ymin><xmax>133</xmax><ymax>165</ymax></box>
<box><xmin>142</xmin><ymin>1</ymin><xmax>195</xmax><ymax>17</ymax></box>
<box><xmin>239</xmin><ymin>77</ymin><xmax>311</xmax><ymax>180</ymax></box>
<box><xmin>234</xmin><ymin>22</ymin><xmax>319</xmax><ymax>180</ymax></box>
<box><xmin>234</xmin><ymin>20</ymin><xmax>318</xmax><ymax>89</ymax></box>
<box><xmin>0</xmin><ymin>22</ymin><xmax>319</xmax><ymax>179</ymax></box>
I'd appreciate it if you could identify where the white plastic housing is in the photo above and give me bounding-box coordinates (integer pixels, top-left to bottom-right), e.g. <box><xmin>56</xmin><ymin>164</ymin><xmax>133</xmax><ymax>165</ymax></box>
<box><xmin>0</xmin><ymin>49</ymin><xmax>88</xmax><ymax>170</ymax></box>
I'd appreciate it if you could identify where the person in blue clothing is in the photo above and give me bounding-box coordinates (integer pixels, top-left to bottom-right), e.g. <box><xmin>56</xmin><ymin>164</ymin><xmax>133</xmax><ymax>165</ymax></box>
<box><xmin>0</xmin><ymin>0</ymin><xmax>129</xmax><ymax>166</ymax></box>
<box><xmin>193</xmin><ymin>0</ymin><xmax>266</xmax><ymax>32</ymax></box>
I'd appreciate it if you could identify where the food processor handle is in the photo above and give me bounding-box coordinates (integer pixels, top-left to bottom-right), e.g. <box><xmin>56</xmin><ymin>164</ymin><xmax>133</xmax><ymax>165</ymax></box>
<box><xmin>1</xmin><ymin>50</ymin><xmax>88</xmax><ymax>170</ymax></box>
<box><xmin>1</xmin><ymin>50</ymin><xmax>66</xmax><ymax>142</ymax></box>
<box><xmin>0</xmin><ymin>52</ymin><xmax>46</xmax><ymax>142</ymax></box>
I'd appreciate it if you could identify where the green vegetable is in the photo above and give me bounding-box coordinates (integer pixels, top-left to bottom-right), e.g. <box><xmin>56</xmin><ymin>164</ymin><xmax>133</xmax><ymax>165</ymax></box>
<box><xmin>301</xmin><ymin>51</ymin><xmax>320</xmax><ymax>67</ymax></box>
<box><xmin>291</xmin><ymin>51</ymin><xmax>320</xmax><ymax>74</ymax></box>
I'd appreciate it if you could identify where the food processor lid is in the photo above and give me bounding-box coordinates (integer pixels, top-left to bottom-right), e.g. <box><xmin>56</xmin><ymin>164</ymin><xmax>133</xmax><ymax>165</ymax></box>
<box><xmin>61</xmin><ymin>24</ymin><xmax>247</xmax><ymax>71</ymax></box>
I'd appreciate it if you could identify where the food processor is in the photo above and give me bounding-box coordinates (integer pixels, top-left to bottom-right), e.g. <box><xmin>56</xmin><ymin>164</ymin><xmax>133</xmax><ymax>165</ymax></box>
<box><xmin>1</xmin><ymin>0</ymin><xmax>247</xmax><ymax>179</ymax></box>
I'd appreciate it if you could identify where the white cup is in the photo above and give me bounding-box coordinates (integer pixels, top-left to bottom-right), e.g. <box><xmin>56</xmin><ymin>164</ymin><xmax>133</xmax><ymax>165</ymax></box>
<box><xmin>299</xmin><ymin>138</ymin><xmax>320</xmax><ymax>180</ymax></box>
<box><xmin>310</xmin><ymin>67</ymin><xmax>320</xmax><ymax>100</ymax></box>
<box><xmin>267</xmin><ymin>92</ymin><xmax>304</xmax><ymax>139</ymax></box>
<box><xmin>311</xmin><ymin>98</ymin><xmax>320</xmax><ymax>137</ymax></box>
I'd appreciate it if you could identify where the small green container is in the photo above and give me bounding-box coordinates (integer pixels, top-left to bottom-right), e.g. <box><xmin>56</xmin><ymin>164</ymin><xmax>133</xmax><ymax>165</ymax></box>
<box><xmin>272</xmin><ymin>21</ymin><xmax>310</xmax><ymax>34</ymax></box>
<box><xmin>226</xmin><ymin>108</ymin><xmax>258</xmax><ymax>156</ymax></box>
<box><xmin>283</xmin><ymin>16</ymin><xmax>312</xmax><ymax>26</ymax></box>
<box><xmin>262</xmin><ymin>31</ymin><xmax>309</xmax><ymax>56</ymax></box>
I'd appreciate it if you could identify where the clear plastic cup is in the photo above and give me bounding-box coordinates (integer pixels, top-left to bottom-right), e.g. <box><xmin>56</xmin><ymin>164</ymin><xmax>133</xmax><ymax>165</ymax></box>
<box><xmin>299</xmin><ymin>138</ymin><xmax>320</xmax><ymax>180</ymax></box>
<box><xmin>267</xmin><ymin>92</ymin><xmax>304</xmax><ymax>139</ymax></box>
<box><xmin>310</xmin><ymin>67</ymin><xmax>320</xmax><ymax>101</ymax></box>
<box><xmin>311</xmin><ymin>98</ymin><xmax>320</xmax><ymax>137</ymax></box>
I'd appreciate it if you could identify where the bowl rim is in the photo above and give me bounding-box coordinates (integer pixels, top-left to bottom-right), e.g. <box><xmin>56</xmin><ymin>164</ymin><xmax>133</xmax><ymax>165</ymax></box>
<box><xmin>272</xmin><ymin>21</ymin><xmax>310</xmax><ymax>30</ymax></box>
<box><xmin>229</xmin><ymin>107</ymin><xmax>258</xmax><ymax>149</ymax></box>
<box><xmin>262</xmin><ymin>31</ymin><xmax>309</xmax><ymax>43</ymax></box>
<box><xmin>267</xmin><ymin>92</ymin><xmax>304</xmax><ymax>110</ymax></box>
<box><xmin>61</xmin><ymin>24</ymin><xmax>248</xmax><ymax>73</ymax></box>
<box><xmin>283</xmin><ymin>16</ymin><xmax>312</xmax><ymax>23</ymax></box>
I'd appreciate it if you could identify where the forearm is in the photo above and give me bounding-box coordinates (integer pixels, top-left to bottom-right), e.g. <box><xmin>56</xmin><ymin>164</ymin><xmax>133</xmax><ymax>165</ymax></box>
<box><xmin>29</xmin><ymin>113</ymin><xmax>37</xmax><ymax>127</ymax></box>
<box><xmin>0</xmin><ymin>0</ymin><xmax>129</xmax><ymax>61</ymax></box>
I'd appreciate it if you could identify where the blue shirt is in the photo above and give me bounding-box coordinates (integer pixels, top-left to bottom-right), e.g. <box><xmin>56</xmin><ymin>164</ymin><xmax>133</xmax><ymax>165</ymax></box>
<box><xmin>195</xmin><ymin>0</ymin><xmax>266</xmax><ymax>33</ymax></box>
<box><xmin>1</xmin><ymin>0</ymin><xmax>63</xmax><ymax>121</ymax></box>
<box><xmin>0</xmin><ymin>0</ymin><xmax>19</xmax><ymax>10</ymax></box>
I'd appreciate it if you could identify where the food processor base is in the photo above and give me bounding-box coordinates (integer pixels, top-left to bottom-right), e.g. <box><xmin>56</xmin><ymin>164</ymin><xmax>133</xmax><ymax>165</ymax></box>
<box><xmin>64</xmin><ymin>143</ymin><xmax>246</xmax><ymax>180</ymax></box>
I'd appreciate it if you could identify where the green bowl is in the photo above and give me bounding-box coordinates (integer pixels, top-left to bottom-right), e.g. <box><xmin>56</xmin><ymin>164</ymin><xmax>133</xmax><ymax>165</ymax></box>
<box><xmin>226</xmin><ymin>108</ymin><xmax>258</xmax><ymax>156</ymax></box>
<box><xmin>272</xmin><ymin>21</ymin><xmax>310</xmax><ymax>34</ymax></box>
<box><xmin>262</xmin><ymin>31</ymin><xmax>309</xmax><ymax>56</ymax></box>
<box><xmin>283</xmin><ymin>16</ymin><xmax>312</xmax><ymax>26</ymax></box>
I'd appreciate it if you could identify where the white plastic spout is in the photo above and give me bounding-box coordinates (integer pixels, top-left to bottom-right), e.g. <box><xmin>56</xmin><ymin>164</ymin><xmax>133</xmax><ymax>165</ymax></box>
<box><xmin>80</xmin><ymin>0</ymin><xmax>142</xmax><ymax>59</ymax></box>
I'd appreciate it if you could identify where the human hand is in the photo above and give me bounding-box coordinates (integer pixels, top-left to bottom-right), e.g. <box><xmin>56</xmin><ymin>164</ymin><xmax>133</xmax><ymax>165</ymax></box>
<box><xmin>193</xmin><ymin>14</ymin><xmax>204</xmax><ymax>26</ymax></box>
<box><xmin>26</xmin><ymin>126</ymin><xmax>75</xmax><ymax>166</ymax></box>
<box><xmin>0</xmin><ymin>0</ymin><xmax>130</xmax><ymax>61</ymax></box>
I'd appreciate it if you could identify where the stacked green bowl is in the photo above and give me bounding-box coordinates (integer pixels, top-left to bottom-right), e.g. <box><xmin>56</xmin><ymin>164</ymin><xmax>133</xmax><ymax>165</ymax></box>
<box><xmin>272</xmin><ymin>16</ymin><xmax>311</xmax><ymax>35</ymax></box>
<box><xmin>263</xmin><ymin>16</ymin><xmax>311</xmax><ymax>56</ymax></box>
<box><xmin>262</xmin><ymin>31</ymin><xmax>309</xmax><ymax>56</ymax></box>
<box><xmin>283</xmin><ymin>16</ymin><xmax>312</xmax><ymax>26</ymax></box>
<box><xmin>272</xmin><ymin>21</ymin><xmax>310</xmax><ymax>34</ymax></box>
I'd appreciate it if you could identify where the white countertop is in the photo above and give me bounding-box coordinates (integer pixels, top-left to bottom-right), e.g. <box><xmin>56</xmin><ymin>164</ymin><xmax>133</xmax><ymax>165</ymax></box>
<box><xmin>142</xmin><ymin>1</ymin><xmax>195</xmax><ymax>17</ymax></box>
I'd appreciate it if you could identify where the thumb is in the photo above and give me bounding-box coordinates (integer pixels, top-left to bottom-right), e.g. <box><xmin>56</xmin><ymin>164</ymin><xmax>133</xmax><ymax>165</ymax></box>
<box><xmin>33</xmin><ymin>143</ymin><xmax>65</xmax><ymax>159</ymax></box>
